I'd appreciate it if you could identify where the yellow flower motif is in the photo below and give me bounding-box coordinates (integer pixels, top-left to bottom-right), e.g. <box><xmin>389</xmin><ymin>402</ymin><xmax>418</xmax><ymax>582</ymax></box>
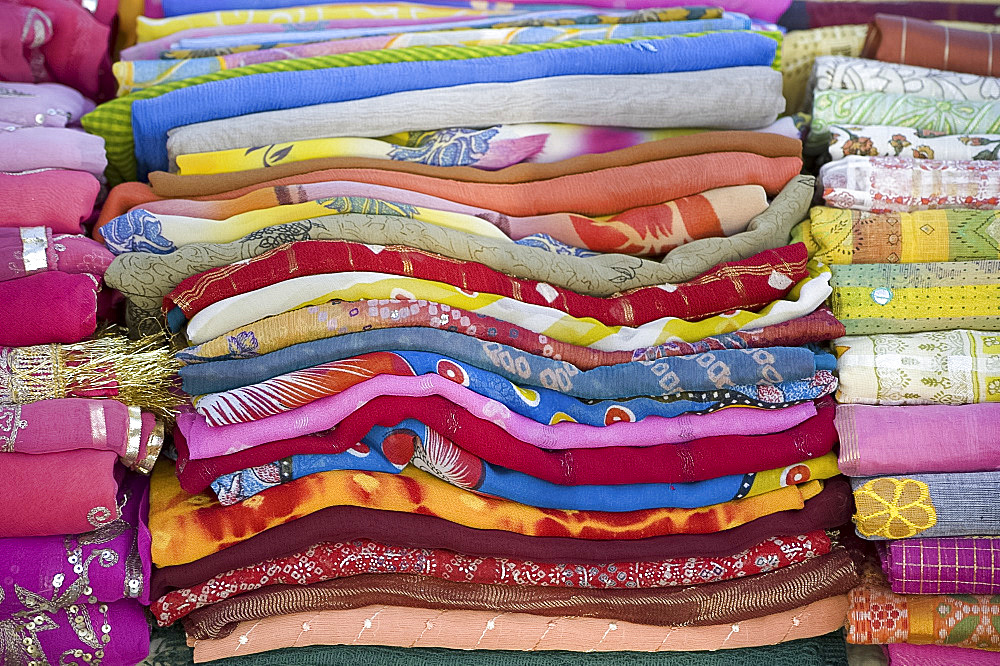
<box><xmin>854</xmin><ymin>477</ymin><xmax>937</xmax><ymax>539</ymax></box>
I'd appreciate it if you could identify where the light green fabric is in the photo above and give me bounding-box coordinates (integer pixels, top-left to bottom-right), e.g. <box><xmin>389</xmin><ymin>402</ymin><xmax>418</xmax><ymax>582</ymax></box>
<box><xmin>807</xmin><ymin>89</ymin><xmax>1000</xmax><ymax>153</ymax></box>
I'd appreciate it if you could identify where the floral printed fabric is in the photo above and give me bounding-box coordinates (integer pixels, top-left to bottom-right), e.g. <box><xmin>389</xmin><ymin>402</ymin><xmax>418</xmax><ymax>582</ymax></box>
<box><xmin>834</xmin><ymin>329</ymin><xmax>1000</xmax><ymax>405</ymax></box>
<box><xmin>820</xmin><ymin>156</ymin><xmax>1000</xmax><ymax>213</ymax></box>
<box><xmin>828</xmin><ymin>125</ymin><xmax>1000</xmax><ymax>161</ymax></box>
<box><xmin>800</xmin><ymin>207</ymin><xmax>1000</xmax><ymax>264</ymax></box>
<box><xmin>849</xmin><ymin>585</ymin><xmax>1000</xmax><ymax>650</ymax></box>
<box><xmin>808</xmin><ymin>89</ymin><xmax>1000</xmax><ymax>152</ymax></box>
<box><xmin>152</xmin><ymin>532</ymin><xmax>832</xmax><ymax>626</ymax></box>
<box><xmin>852</xmin><ymin>472</ymin><xmax>1000</xmax><ymax>541</ymax></box>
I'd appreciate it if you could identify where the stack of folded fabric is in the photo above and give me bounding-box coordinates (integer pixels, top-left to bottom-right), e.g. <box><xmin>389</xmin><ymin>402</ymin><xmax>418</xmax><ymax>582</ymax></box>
<box><xmin>799</xmin><ymin>14</ymin><xmax>1000</xmax><ymax>664</ymax></box>
<box><xmin>83</xmin><ymin>2</ymin><xmax>868</xmax><ymax>663</ymax></box>
<box><xmin>0</xmin><ymin>78</ymin><xmax>171</xmax><ymax>664</ymax></box>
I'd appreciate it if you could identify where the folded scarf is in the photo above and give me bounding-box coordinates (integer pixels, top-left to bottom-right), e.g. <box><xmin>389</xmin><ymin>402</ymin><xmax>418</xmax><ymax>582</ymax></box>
<box><xmin>182</xmin><ymin>550</ymin><xmax>860</xmax><ymax>640</ymax></box>
<box><xmin>83</xmin><ymin>35</ymin><xmax>781</xmax><ymax>182</ymax></box>
<box><xmin>180</xmin><ymin>298</ymin><xmax>845</xmax><ymax>369</ymax></box>
<box><xmin>158</xmin><ymin>0</ymin><xmax>784</xmax><ymax>22</ymax></box>
<box><xmin>110</xmin><ymin>151</ymin><xmax>802</xmax><ymax>237</ymax></box>
<box><xmin>835</xmin><ymin>329</ymin><xmax>1000</xmax><ymax>406</ymax></box>
<box><xmin>852</xmin><ymin>471</ymin><xmax>1000</xmax><ymax>540</ymax></box>
<box><xmin>828</xmin><ymin>125</ymin><xmax>1000</xmax><ymax>161</ymax></box>
<box><xmin>106</xmin><ymin>185</ymin><xmax>769</xmax><ymax>258</ymax></box>
<box><xmin>884</xmin><ymin>537</ymin><xmax>1000</xmax><ymax>595</ymax></box>
<box><xmin>104</xmin><ymin>175</ymin><xmax>815</xmax><ymax>314</ymax></box>
<box><xmin>169</xmin><ymin>122</ymin><xmax>734</xmax><ymax>175</ymax></box>
<box><xmin>822</xmin><ymin>156</ymin><xmax>1000</xmax><ymax>213</ymax></box>
<box><xmin>886</xmin><ymin>644</ymin><xmax>1000</xmax><ymax>665</ymax></box>
<box><xmin>150</xmin><ymin>476</ymin><xmax>853</xmax><ymax>596</ymax></box>
<box><xmin>154</xmin><ymin>531</ymin><xmax>832</xmax><ymax>626</ymax></box>
<box><xmin>801</xmin><ymin>207</ymin><xmax>1000</xmax><ymax>264</ymax></box>
<box><xmin>837</xmin><ymin>404</ymin><xmax>1000</xmax><ymax>477</ymax></box>
<box><xmin>192</xmin><ymin>598</ymin><xmax>850</xmax><ymax>660</ymax></box>
<box><xmin>120</xmin><ymin>18</ymin><xmax>754</xmax><ymax>94</ymax></box>
<box><xmin>182</xmin><ymin>264</ymin><xmax>831</xmax><ymax>351</ymax></box>
<box><xmin>798</xmin><ymin>4</ymin><xmax>1000</xmax><ymax>28</ymax></box>
<box><xmin>0</xmin><ymin>127</ymin><xmax>107</xmax><ymax>176</ymax></box>
<box><xmin>189</xmin><ymin>369</ymin><xmax>829</xmax><ymax>445</ymax></box>
<box><xmin>849</xmin><ymin>584</ymin><xmax>1000</xmax><ymax>650</ymax></box>
<box><xmin>149</xmin><ymin>460</ymin><xmax>826</xmax><ymax>567</ymax></box>
<box><xmin>0</xmin><ymin>336</ymin><xmax>180</xmax><ymax>417</ymax></box>
<box><xmin>165</xmin><ymin>241</ymin><xmax>808</xmax><ymax>332</ymax></box>
<box><xmin>184</xmin><ymin>634</ymin><xmax>850</xmax><ymax>666</ymax></box>
<box><xmin>148</xmin><ymin>7</ymin><xmax>726</xmax><ymax>53</ymax></box>
<box><xmin>161</xmin><ymin>68</ymin><xmax>785</xmax><ymax>171</ymax></box>
<box><xmin>0</xmin><ymin>81</ymin><xmax>94</xmax><ymax>128</ymax></box>
<box><xmin>0</xmin><ymin>471</ymin><xmax>151</xmax><ymax>616</ymax></box>
<box><xmin>2</xmin><ymin>0</ymin><xmax>112</xmax><ymax>100</ymax></box>
<box><xmin>208</xmin><ymin>415</ymin><xmax>839</xmax><ymax>510</ymax></box>
<box><xmin>0</xmin><ymin>598</ymin><xmax>149</xmax><ymax>666</ymax></box>
<box><xmin>0</xmin><ymin>271</ymin><xmax>97</xmax><ymax>346</ymax></box>
<box><xmin>146</xmin><ymin>130</ymin><xmax>804</xmax><ymax>197</ymax></box>
<box><xmin>862</xmin><ymin>14</ymin><xmax>1000</xmax><ymax>77</ymax></box>
<box><xmin>0</xmin><ymin>398</ymin><xmax>163</xmax><ymax>474</ymax></box>
<box><xmin>809</xmin><ymin>55</ymin><xmax>1000</xmax><ymax>104</ymax></box>
<box><xmin>0</xmin><ymin>227</ymin><xmax>113</xmax><ymax>282</ymax></box>
<box><xmin>0</xmin><ymin>4</ymin><xmax>52</xmax><ymax>84</ymax></box>
<box><xmin>830</xmin><ymin>260</ymin><xmax>1000</xmax><ymax>334</ymax></box>
<box><xmin>134</xmin><ymin>3</ymin><xmax>519</xmax><ymax>41</ymax></box>
<box><xmin>0</xmin><ymin>448</ymin><xmax>121</xmax><ymax>537</ymax></box>
<box><xmin>177</xmin><ymin>395</ymin><xmax>836</xmax><ymax>495</ymax></box>
<box><xmin>809</xmin><ymin>89</ymin><xmax>1000</xmax><ymax>152</ymax></box>
<box><xmin>0</xmin><ymin>169</ymin><xmax>100</xmax><ymax>234</ymax></box>
<box><xmin>178</xmin><ymin>326</ymin><xmax>827</xmax><ymax>398</ymax></box>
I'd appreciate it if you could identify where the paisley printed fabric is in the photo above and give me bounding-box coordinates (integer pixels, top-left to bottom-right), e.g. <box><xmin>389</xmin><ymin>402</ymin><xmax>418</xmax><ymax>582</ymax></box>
<box><xmin>152</xmin><ymin>531</ymin><xmax>832</xmax><ymax>626</ymax></box>
<box><xmin>830</xmin><ymin>260</ymin><xmax>1000</xmax><ymax>334</ymax></box>
<box><xmin>208</xmin><ymin>416</ymin><xmax>839</xmax><ymax>510</ymax></box>
<box><xmin>852</xmin><ymin>472</ymin><xmax>1000</xmax><ymax>540</ymax></box>
<box><xmin>148</xmin><ymin>459</ymin><xmax>826</xmax><ymax>567</ymax></box>
<box><xmin>821</xmin><ymin>156</ymin><xmax>1000</xmax><ymax>213</ymax></box>
<box><xmin>827</xmin><ymin>125</ymin><xmax>1000</xmax><ymax>162</ymax></box>
<box><xmin>849</xmin><ymin>585</ymin><xmax>1000</xmax><ymax>650</ymax></box>
<box><xmin>810</xmin><ymin>56</ymin><xmax>1000</xmax><ymax>105</ymax></box>
<box><xmin>834</xmin><ymin>330</ymin><xmax>1000</xmax><ymax>405</ymax></box>
<box><xmin>799</xmin><ymin>207</ymin><xmax>1000</xmax><ymax>264</ymax></box>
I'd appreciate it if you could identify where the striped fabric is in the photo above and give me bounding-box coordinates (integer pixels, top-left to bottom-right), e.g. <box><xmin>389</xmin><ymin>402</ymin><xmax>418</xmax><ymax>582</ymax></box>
<box><xmin>82</xmin><ymin>32</ymin><xmax>782</xmax><ymax>185</ymax></box>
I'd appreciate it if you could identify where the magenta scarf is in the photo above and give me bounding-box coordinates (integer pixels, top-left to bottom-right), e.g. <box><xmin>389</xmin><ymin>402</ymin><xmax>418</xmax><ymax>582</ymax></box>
<box><xmin>836</xmin><ymin>403</ymin><xmax>1000</xmax><ymax>476</ymax></box>
<box><xmin>0</xmin><ymin>169</ymin><xmax>101</xmax><ymax>233</ymax></box>
<box><xmin>178</xmin><ymin>376</ymin><xmax>817</xmax><ymax>459</ymax></box>
<box><xmin>1</xmin><ymin>399</ymin><xmax>163</xmax><ymax>474</ymax></box>
<box><xmin>0</xmin><ymin>227</ymin><xmax>113</xmax><ymax>282</ymax></box>
<box><xmin>0</xmin><ymin>271</ymin><xmax>98</xmax><ymax>346</ymax></box>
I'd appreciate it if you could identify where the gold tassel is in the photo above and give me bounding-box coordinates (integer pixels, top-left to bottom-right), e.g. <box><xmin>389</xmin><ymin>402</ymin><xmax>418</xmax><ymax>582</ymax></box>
<box><xmin>1</xmin><ymin>334</ymin><xmax>182</xmax><ymax>419</ymax></box>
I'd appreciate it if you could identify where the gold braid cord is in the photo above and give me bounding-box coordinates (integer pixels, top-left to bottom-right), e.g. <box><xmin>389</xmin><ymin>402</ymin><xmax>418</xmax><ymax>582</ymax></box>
<box><xmin>0</xmin><ymin>334</ymin><xmax>182</xmax><ymax>419</ymax></box>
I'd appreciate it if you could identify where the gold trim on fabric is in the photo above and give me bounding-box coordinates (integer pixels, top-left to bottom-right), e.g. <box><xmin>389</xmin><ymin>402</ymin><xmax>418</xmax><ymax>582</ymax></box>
<box><xmin>19</xmin><ymin>226</ymin><xmax>48</xmax><ymax>273</ymax></box>
<box><xmin>135</xmin><ymin>421</ymin><xmax>164</xmax><ymax>475</ymax></box>
<box><xmin>89</xmin><ymin>401</ymin><xmax>107</xmax><ymax>449</ymax></box>
<box><xmin>121</xmin><ymin>406</ymin><xmax>142</xmax><ymax>468</ymax></box>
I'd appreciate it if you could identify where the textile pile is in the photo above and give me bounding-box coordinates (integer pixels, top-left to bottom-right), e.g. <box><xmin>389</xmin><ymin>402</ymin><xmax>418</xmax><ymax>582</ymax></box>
<box><xmin>0</xmin><ymin>46</ymin><xmax>173</xmax><ymax>666</ymax></box>
<box><xmin>799</xmin><ymin>13</ymin><xmax>1000</xmax><ymax>665</ymax></box>
<box><xmin>81</xmin><ymin>0</ymin><xmax>872</xmax><ymax>663</ymax></box>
